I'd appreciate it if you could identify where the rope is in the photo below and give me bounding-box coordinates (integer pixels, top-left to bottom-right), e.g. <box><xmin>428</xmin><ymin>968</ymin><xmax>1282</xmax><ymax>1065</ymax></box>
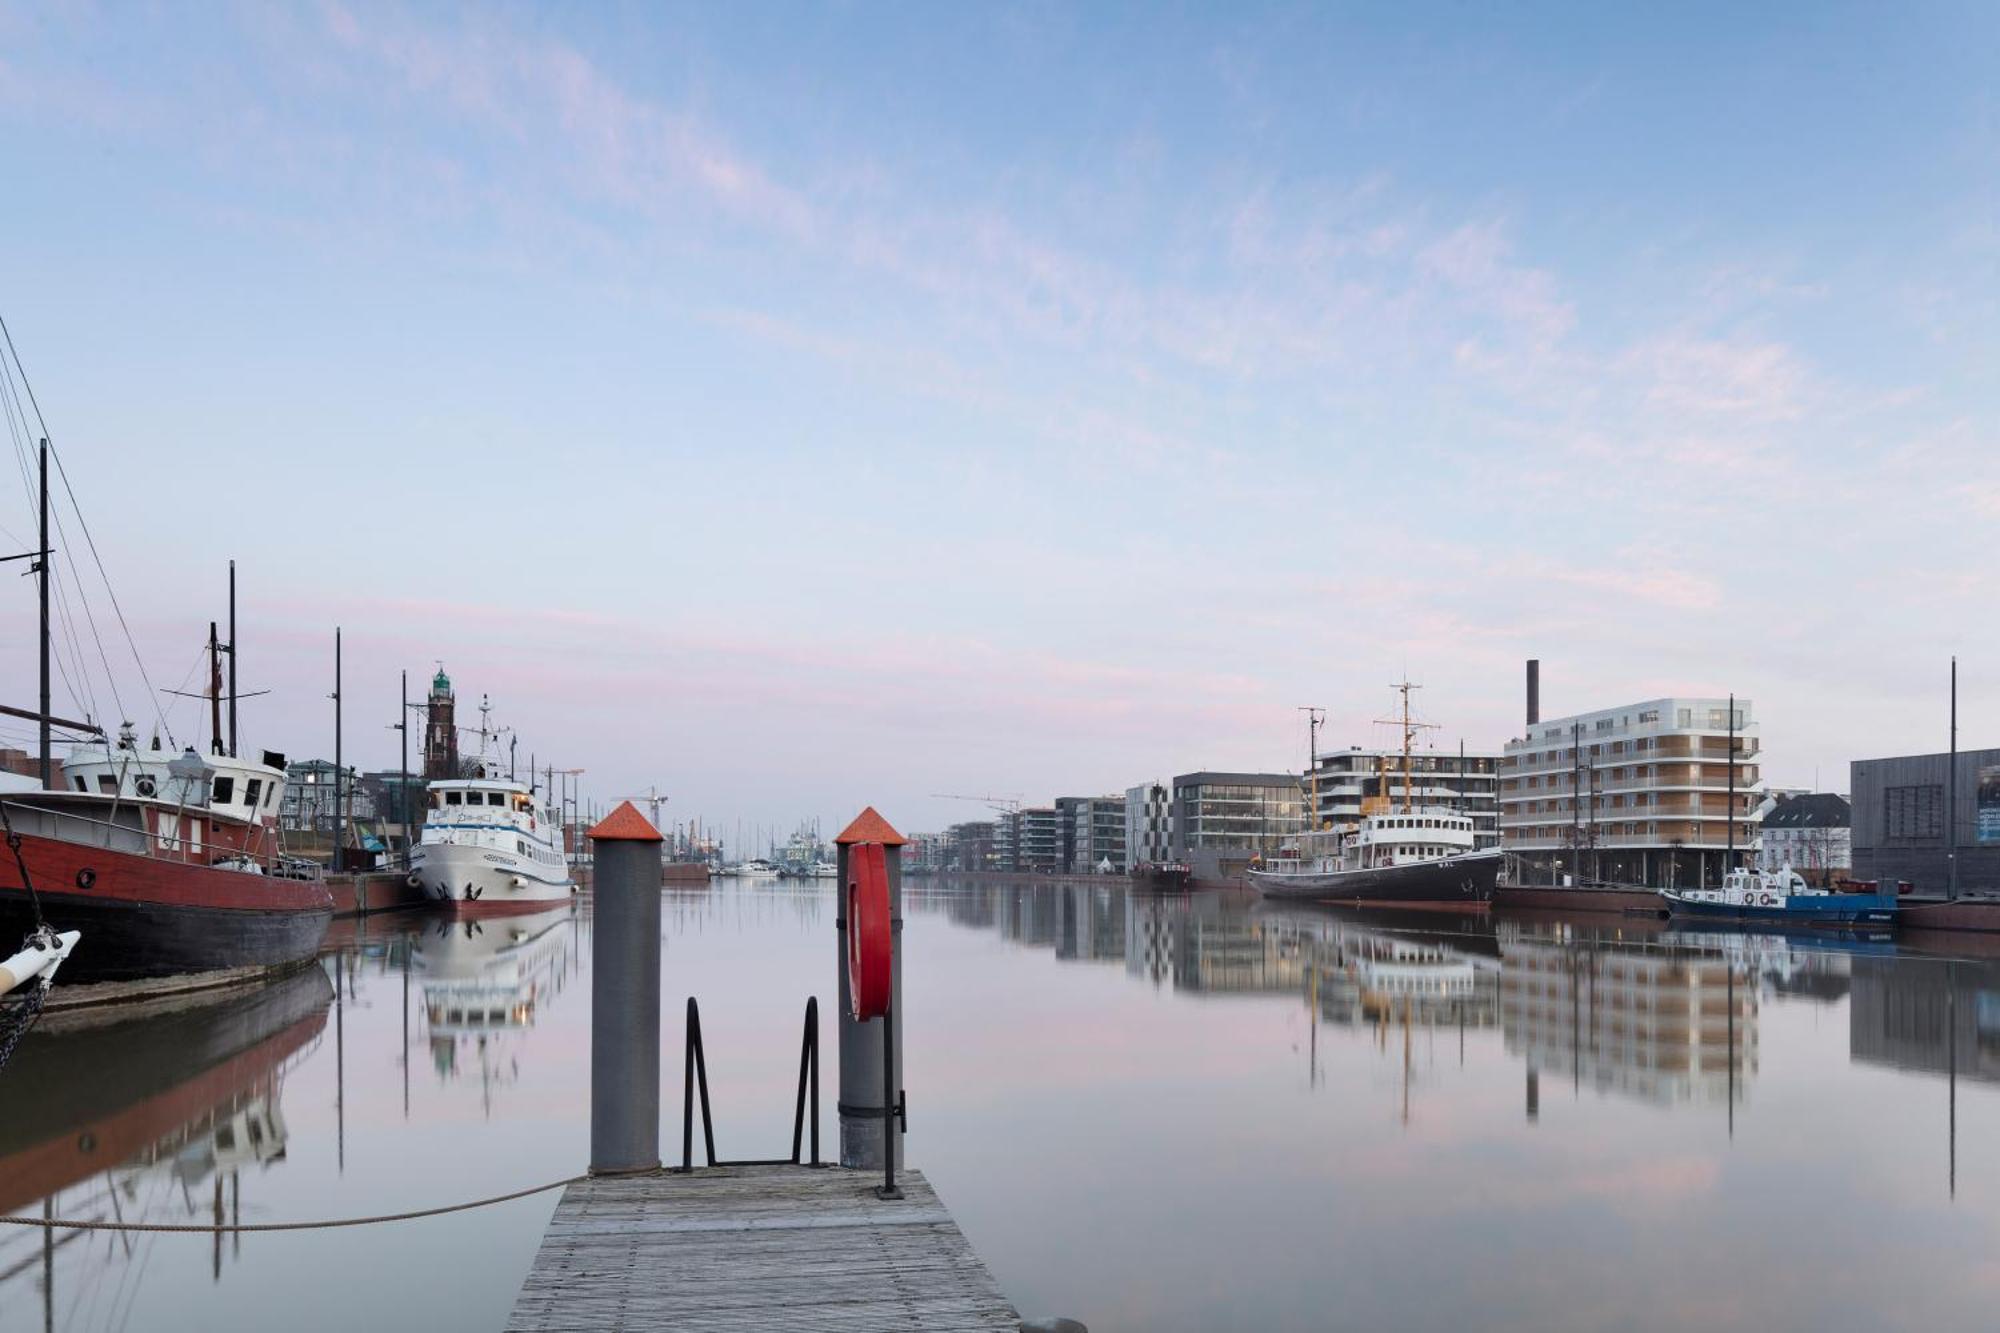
<box><xmin>0</xmin><ymin>803</ymin><xmax>45</xmax><ymax>929</ymax></box>
<box><xmin>0</xmin><ymin>1174</ymin><xmax>587</xmax><ymax>1233</ymax></box>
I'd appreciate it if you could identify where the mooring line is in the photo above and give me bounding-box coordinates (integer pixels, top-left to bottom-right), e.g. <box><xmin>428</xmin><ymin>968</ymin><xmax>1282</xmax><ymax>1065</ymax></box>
<box><xmin>0</xmin><ymin>1175</ymin><xmax>587</xmax><ymax>1233</ymax></box>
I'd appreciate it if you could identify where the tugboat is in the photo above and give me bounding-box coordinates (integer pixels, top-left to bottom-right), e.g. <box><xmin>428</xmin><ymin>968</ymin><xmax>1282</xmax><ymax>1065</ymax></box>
<box><xmin>1249</xmin><ymin>816</ymin><xmax>1502</xmax><ymax>904</ymax></box>
<box><xmin>1659</xmin><ymin>866</ymin><xmax>1898</xmax><ymax>926</ymax></box>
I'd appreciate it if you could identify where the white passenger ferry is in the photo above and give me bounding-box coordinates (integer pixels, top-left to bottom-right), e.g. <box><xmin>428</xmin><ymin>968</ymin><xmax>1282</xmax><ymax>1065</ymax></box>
<box><xmin>409</xmin><ymin>777</ymin><xmax>574</xmax><ymax>915</ymax></box>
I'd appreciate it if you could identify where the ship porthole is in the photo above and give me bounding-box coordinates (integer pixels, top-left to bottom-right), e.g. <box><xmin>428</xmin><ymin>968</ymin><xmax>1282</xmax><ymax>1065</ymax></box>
<box><xmin>75</xmin><ymin>868</ymin><xmax>96</xmax><ymax>889</ymax></box>
<box><xmin>77</xmin><ymin>1131</ymin><xmax>97</xmax><ymax>1153</ymax></box>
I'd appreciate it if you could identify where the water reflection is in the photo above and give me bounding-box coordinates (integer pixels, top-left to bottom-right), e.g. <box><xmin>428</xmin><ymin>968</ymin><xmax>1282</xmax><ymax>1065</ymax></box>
<box><xmin>9</xmin><ymin>881</ymin><xmax>2000</xmax><ymax>1332</ymax></box>
<box><xmin>914</xmin><ymin>879</ymin><xmax>1888</xmax><ymax>1122</ymax></box>
<box><xmin>414</xmin><ymin>906</ymin><xmax>582</xmax><ymax>1105</ymax></box>
<box><xmin>0</xmin><ymin>966</ymin><xmax>329</xmax><ymax>1325</ymax></box>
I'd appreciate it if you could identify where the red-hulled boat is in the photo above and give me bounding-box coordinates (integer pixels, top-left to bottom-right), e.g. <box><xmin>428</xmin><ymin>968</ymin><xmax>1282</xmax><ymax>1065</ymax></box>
<box><xmin>0</xmin><ymin>733</ymin><xmax>333</xmax><ymax>984</ymax></box>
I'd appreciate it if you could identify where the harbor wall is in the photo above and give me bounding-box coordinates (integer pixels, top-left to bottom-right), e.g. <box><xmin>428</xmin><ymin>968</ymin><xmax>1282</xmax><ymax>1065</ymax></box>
<box><xmin>327</xmin><ymin>870</ymin><xmax>429</xmax><ymax>917</ymax></box>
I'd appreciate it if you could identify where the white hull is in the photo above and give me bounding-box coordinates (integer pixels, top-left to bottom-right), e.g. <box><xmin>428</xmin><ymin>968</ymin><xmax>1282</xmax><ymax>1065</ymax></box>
<box><xmin>410</xmin><ymin>841</ymin><xmax>575</xmax><ymax>908</ymax></box>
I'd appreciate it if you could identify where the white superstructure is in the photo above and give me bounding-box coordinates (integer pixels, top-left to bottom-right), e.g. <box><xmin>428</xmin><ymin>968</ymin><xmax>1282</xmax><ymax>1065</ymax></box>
<box><xmin>410</xmin><ymin>777</ymin><xmax>574</xmax><ymax>910</ymax></box>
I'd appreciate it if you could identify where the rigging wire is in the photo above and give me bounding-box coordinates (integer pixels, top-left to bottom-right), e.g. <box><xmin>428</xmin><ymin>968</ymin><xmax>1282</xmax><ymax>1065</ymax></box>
<box><xmin>0</xmin><ymin>361</ymin><xmax>98</xmax><ymax>725</ymax></box>
<box><xmin>0</xmin><ymin>313</ymin><xmax>173</xmax><ymax>746</ymax></box>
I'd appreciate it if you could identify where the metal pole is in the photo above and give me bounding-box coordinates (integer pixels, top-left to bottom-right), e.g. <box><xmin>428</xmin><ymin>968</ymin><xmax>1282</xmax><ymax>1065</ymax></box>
<box><xmin>333</xmin><ymin>629</ymin><xmax>344</xmax><ymax>873</ymax></box>
<box><xmin>1948</xmin><ymin>657</ymin><xmax>1959</xmax><ymax>901</ymax></box>
<box><xmin>590</xmin><ymin>805</ymin><xmax>663</xmax><ymax>1173</ymax></box>
<box><xmin>400</xmin><ymin>670</ymin><xmax>410</xmax><ymax>869</ymax></box>
<box><xmin>1727</xmin><ymin>693</ymin><xmax>1736</xmax><ymax>874</ymax></box>
<box><xmin>227</xmin><ymin>559</ymin><xmax>238</xmax><ymax>758</ymax></box>
<box><xmin>37</xmin><ymin>440</ymin><xmax>50</xmax><ymax>788</ymax></box>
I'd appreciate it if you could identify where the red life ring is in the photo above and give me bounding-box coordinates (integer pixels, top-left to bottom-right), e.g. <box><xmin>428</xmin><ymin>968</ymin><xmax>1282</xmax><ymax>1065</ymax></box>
<box><xmin>847</xmin><ymin>842</ymin><xmax>892</xmax><ymax>1021</ymax></box>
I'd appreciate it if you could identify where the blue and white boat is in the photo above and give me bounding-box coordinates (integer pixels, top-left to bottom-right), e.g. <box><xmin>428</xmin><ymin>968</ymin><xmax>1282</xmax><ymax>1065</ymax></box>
<box><xmin>1659</xmin><ymin>867</ymin><xmax>1897</xmax><ymax>926</ymax></box>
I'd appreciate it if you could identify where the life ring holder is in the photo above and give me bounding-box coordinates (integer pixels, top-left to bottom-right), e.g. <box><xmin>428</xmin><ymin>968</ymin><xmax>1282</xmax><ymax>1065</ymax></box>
<box><xmin>846</xmin><ymin>842</ymin><xmax>892</xmax><ymax>1021</ymax></box>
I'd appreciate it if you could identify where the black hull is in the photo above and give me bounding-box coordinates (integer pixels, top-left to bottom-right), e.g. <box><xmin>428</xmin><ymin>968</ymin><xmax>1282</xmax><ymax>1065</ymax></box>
<box><xmin>0</xmin><ymin>890</ymin><xmax>332</xmax><ymax>984</ymax></box>
<box><xmin>1249</xmin><ymin>853</ymin><xmax>1501</xmax><ymax>904</ymax></box>
<box><xmin>1129</xmin><ymin>868</ymin><xmax>1191</xmax><ymax>891</ymax></box>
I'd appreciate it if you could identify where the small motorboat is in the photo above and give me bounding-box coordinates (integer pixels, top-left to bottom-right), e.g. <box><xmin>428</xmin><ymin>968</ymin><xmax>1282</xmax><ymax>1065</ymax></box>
<box><xmin>1659</xmin><ymin>867</ymin><xmax>1898</xmax><ymax>925</ymax></box>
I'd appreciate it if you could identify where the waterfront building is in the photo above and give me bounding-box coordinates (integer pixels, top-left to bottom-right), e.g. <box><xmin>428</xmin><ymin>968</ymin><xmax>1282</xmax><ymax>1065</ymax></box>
<box><xmin>1016</xmin><ymin>807</ymin><xmax>1061</xmax><ymax>872</ymax></box>
<box><xmin>1850</xmin><ymin>747</ymin><xmax>2000</xmax><ymax>894</ymax></box>
<box><xmin>1125</xmin><ymin>781</ymin><xmax>1173</xmax><ymax>869</ymax></box>
<box><xmin>1498</xmin><ymin>697</ymin><xmax>1763</xmax><ymax>890</ymax></box>
<box><xmin>1170</xmin><ymin>771</ymin><xmax>1306</xmax><ymax>882</ymax></box>
<box><xmin>991</xmin><ymin>811</ymin><xmax>1018</xmax><ymax>872</ymax></box>
<box><xmin>905</xmin><ymin>831</ymin><xmax>948</xmax><ymax>872</ymax></box>
<box><xmin>1306</xmin><ymin>746</ymin><xmax>1501</xmax><ymax>847</ymax></box>
<box><xmin>1756</xmin><ymin>792</ymin><xmax>1851</xmax><ymax>884</ymax></box>
<box><xmin>945</xmin><ymin>820</ymin><xmax>995</xmax><ymax>872</ymax></box>
<box><xmin>280</xmin><ymin>759</ymin><xmax>374</xmax><ymax>834</ymax></box>
<box><xmin>1058</xmin><ymin>795</ymin><xmax>1128</xmax><ymax>873</ymax></box>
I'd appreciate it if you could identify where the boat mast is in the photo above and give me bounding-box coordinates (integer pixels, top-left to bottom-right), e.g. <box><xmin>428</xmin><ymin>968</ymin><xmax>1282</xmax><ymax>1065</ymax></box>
<box><xmin>1376</xmin><ymin>680</ymin><xmax>1436</xmax><ymax>815</ymax></box>
<box><xmin>227</xmin><ymin>559</ymin><xmax>238</xmax><ymax>758</ymax></box>
<box><xmin>1298</xmin><ymin>706</ymin><xmax>1323</xmax><ymax>831</ymax></box>
<box><xmin>207</xmin><ymin>621</ymin><xmax>223</xmax><ymax>755</ymax></box>
<box><xmin>37</xmin><ymin>440</ymin><xmax>49</xmax><ymax>785</ymax></box>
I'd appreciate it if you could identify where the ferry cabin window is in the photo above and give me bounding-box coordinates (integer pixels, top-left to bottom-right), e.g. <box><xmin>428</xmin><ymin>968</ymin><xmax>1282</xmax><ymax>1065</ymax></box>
<box><xmin>491</xmin><ymin>793</ymin><xmax>506</xmax><ymax>806</ymax></box>
<box><xmin>97</xmin><ymin>775</ymin><xmax>117</xmax><ymax>794</ymax></box>
<box><xmin>213</xmin><ymin>776</ymin><xmax>235</xmax><ymax>805</ymax></box>
<box><xmin>74</xmin><ymin>776</ymin><xmax>87</xmax><ymax>792</ymax></box>
<box><xmin>244</xmin><ymin>778</ymin><xmax>263</xmax><ymax>807</ymax></box>
<box><xmin>445</xmin><ymin>791</ymin><xmax>462</xmax><ymax>806</ymax></box>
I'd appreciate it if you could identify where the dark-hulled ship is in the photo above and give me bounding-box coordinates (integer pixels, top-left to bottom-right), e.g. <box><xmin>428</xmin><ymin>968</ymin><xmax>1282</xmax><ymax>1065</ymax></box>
<box><xmin>1247</xmin><ymin>810</ymin><xmax>1501</xmax><ymax>904</ymax></box>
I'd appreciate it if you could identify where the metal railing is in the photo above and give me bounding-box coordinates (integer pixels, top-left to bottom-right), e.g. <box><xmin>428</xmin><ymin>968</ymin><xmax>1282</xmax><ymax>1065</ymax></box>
<box><xmin>678</xmin><ymin>995</ymin><xmax>821</xmax><ymax>1172</ymax></box>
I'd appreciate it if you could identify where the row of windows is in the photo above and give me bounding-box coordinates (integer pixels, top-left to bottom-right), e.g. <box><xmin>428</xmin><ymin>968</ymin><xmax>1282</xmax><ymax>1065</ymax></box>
<box><xmin>436</xmin><ymin>789</ymin><xmax>520</xmax><ymax>809</ymax></box>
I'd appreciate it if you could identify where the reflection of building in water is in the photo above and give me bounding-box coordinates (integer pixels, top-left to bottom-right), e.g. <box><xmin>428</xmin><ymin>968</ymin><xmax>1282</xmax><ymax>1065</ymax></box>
<box><xmin>416</xmin><ymin>904</ymin><xmax>578</xmax><ymax>1097</ymax></box>
<box><xmin>0</xmin><ymin>966</ymin><xmax>331</xmax><ymax>1323</ymax></box>
<box><xmin>1057</xmin><ymin>884</ymin><xmax>1127</xmax><ymax>961</ymax></box>
<box><xmin>1500</xmin><ymin>929</ymin><xmax>1756</xmax><ymax>1108</ymax></box>
<box><xmin>1850</xmin><ymin>957</ymin><xmax>2000</xmax><ymax>1083</ymax></box>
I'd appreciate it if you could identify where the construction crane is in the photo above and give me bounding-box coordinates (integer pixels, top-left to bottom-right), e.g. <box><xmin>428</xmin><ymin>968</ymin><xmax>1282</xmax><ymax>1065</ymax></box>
<box><xmin>616</xmin><ymin>786</ymin><xmax>670</xmax><ymax>834</ymax></box>
<box><xmin>930</xmin><ymin>793</ymin><xmax>1023</xmax><ymax>817</ymax></box>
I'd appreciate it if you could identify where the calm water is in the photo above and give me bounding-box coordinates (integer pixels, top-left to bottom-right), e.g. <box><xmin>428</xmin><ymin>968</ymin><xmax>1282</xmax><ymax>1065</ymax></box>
<box><xmin>7</xmin><ymin>881</ymin><xmax>2000</xmax><ymax>1332</ymax></box>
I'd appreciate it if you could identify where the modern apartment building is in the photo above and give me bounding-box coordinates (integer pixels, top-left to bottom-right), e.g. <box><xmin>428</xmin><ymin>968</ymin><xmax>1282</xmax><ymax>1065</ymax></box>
<box><xmin>1125</xmin><ymin>781</ymin><xmax>1173</xmax><ymax>870</ymax></box>
<box><xmin>945</xmin><ymin>820</ymin><xmax>995</xmax><ymax>872</ymax></box>
<box><xmin>1170</xmin><ymin>771</ymin><xmax>1305</xmax><ymax>883</ymax></box>
<box><xmin>1498</xmin><ymin>697</ymin><xmax>1764</xmax><ymax>890</ymax></box>
<box><xmin>1306</xmin><ymin>747</ymin><xmax>1501</xmax><ymax>847</ymax></box>
<box><xmin>1057</xmin><ymin>795</ymin><xmax>1128</xmax><ymax>873</ymax></box>
<box><xmin>1016</xmin><ymin>806</ymin><xmax>1061</xmax><ymax>872</ymax></box>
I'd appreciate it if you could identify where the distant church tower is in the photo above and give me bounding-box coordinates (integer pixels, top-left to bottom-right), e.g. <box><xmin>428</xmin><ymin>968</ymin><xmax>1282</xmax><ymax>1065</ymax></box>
<box><xmin>423</xmin><ymin>666</ymin><xmax>459</xmax><ymax>779</ymax></box>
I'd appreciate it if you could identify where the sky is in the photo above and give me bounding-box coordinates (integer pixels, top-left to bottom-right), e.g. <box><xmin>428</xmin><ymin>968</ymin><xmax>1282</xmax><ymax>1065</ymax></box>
<box><xmin>0</xmin><ymin>1</ymin><xmax>1994</xmax><ymax>840</ymax></box>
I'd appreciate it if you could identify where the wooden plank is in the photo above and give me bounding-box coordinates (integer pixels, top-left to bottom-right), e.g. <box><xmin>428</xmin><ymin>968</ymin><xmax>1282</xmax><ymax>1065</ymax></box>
<box><xmin>505</xmin><ymin>1165</ymin><xmax>1018</xmax><ymax>1332</ymax></box>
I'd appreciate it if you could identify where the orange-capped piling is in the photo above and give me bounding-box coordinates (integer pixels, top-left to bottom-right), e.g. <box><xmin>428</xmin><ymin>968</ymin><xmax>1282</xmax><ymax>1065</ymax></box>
<box><xmin>590</xmin><ymin>799</ymin><xmax>663</xmax><ymax>843</ymax></box>
<box><xmin>834</xmin><ymin>806</ymin><xmax>906</xmax><ymax>846</ymax></box>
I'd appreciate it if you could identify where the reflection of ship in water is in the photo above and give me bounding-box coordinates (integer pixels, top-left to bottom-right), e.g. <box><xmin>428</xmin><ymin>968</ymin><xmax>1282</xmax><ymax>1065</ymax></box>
<box><xmin>1500</xmin><ymin>924</ymin><xmax>1757</xmax><ymax>1111</ymax></box>
<box><xmin>0</xmin><ymin>966</ymin><xmax>331</xmax><ymax>1322</ymax></box>
<box><xmin>415</xmin><ymin>903</ymin><xmax>579</xmax><ymax>1099</ymax></box>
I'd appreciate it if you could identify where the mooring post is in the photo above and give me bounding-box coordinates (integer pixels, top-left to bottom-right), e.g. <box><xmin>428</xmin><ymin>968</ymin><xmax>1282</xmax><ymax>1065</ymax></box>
<box><xmin>590</xmin><ymin>800</ymin><xmax>664</xmax><ymax>1174</ymax></box>
<box><xmin>836</xmin><ymin>806</ymin><xmax>906</xmax><ymax>1172</ymax></box>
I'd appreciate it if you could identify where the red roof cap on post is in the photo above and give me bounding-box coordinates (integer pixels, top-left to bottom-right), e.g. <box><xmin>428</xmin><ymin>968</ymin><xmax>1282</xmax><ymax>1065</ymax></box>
<box><xmin>833</xmin><ymin>806</ymin><xmax>907</xmax><ymax>846</ymax></box>
<box><xmin>590</xmin><ymin>800</ymin><xmax>664</xmax><ymax>843</ymax></box>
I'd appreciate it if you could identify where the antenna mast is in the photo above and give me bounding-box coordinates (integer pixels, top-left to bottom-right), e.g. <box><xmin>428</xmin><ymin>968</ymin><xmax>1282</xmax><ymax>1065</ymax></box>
<box><xmin>1298</xmin><ymin>706</ymin><xmax>1324</xmax><ymax>830</ymax></box>
<box><xmin>1375</xmin><ymin>680</ymin><xmax>1438</xmax><ymax>815</ymax></box>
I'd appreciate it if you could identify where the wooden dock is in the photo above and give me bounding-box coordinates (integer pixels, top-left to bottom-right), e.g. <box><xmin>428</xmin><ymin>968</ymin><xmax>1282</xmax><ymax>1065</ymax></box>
<box><xmin>506</xmin><ymin>1165</ymin><xmax>1019</xmax><ymax>1332</ymax></box>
